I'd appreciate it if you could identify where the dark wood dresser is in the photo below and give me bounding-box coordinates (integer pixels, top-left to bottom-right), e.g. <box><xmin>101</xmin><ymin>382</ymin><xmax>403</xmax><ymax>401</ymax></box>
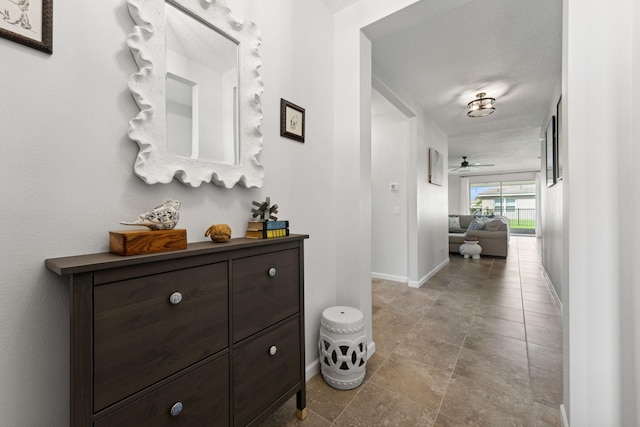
<box><xmin>46</xmin><ymin>235</ymin><xmax>308</xmax><ymax>426</ymax></box>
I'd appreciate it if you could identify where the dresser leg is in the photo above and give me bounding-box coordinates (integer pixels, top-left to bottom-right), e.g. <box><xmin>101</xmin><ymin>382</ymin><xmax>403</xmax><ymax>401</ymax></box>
<box><xmin>296</xmin><ymin>387</ymin><xmax>306</xmax><ymax>420</ymax></box>
<box><xmin>296</xmin><ymin>408</ymin><xmax>307</xmax><ymax>420</ymax></box>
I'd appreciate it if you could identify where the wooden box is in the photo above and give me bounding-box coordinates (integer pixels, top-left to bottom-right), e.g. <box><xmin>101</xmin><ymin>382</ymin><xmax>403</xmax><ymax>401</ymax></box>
<box><xmin>109</xmin><ymin>229</ymin><xmax>187</xmax><ymax>256</ymax></box>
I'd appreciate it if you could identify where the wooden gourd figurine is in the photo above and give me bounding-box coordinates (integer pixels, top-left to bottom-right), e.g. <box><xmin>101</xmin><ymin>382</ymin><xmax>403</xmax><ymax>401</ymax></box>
<box><xmin>205</xmin><ymin>224</ymin><xmax>232</xmax><ymax>243</ymax></box>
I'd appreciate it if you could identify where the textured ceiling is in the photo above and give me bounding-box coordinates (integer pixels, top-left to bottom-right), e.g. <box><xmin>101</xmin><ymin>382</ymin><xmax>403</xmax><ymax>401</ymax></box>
<box><xmin>321</xmin><ymin>0</ymin><xmax>360</xmax><ymax>13</ymax></box>
<box><xmin>361</xmin><ymin>0</ymin><xmax>562</xmax><ymax>175</ymax></box>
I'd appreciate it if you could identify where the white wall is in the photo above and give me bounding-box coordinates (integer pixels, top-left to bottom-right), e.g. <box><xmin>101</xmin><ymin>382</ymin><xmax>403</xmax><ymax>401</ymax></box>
<box><xmin>0</xmin><ymin>0</ymin><xmax>336</xmax><ymax>424</ymax></box>
<box><xmin>331</xmin><ymin>0</ymin><xmax>422</xmax><ymax>349</ymax></box>
<box><xmin>448</xmin><ymin>174</ymin><xmax>462</xmax><ymax>214</ymax></box>
<box><xmin>563</xmin><ymin>0</ymin><xmax>640</xmax><ymax>424</ymax></box>
<box><xmin>371</xmin><ymin>91</ymin><xmax>410</xmax><ymax>282</ymax></box>
<box><xmin>539</xmin><ymin>85</ymin><xmax>564</xmax><ymax>302</ymax></box>
<box><xmin>369</xmin><ymin>64</ymin><xmax>449</xmax><ymax>289</ymax></box>
<box><xmin>414</xmin><ymin>114</ymin><xmax>449</xmax><ymax>286</ymax></box>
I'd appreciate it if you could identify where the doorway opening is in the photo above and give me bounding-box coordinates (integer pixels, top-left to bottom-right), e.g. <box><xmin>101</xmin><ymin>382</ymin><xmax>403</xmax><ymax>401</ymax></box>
<box><xmin>470</xmin><ymin>180</ymin><xmax>536</xmax><ymax>235</ymax></box>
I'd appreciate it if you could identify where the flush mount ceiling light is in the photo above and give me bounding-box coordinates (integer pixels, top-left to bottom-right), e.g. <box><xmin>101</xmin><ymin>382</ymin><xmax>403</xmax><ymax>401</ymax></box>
<box><xmin>467</xmin><ymin>92</ymin><xmax>495</xmax><ymax>118</ymax></box>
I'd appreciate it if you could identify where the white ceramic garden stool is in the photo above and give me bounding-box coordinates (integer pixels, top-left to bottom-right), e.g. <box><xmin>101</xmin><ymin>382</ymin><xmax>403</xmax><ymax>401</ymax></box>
<box><xmin>460</xmin><ymin>240</ymin><xmax>482</xmax><ymax>259</ymax></box>
<box><xmin>318</xmin><ymin>306</ymin><xmax>367</xmax><ymax>390</ymax></box>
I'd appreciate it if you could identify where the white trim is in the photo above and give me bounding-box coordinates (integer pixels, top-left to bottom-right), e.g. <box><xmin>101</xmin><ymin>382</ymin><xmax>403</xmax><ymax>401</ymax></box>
<box><xmin>408</xmin><ymin>257</ymin><xmax>450</xmax><ymax>288</ymax></box>
<box><xmin>541</xmin><ymin>265</ymin><xmax>563</xmax><ymax>314</ymax></box>
<box><xmin>560</xmin><ymin>404</ymin><xmax>569</xmax><ymax>427</ymax></box>
<box><xmin>367</xmin><ymin>340</ymin><xmax>376</xmax><ymax>360</ymax></box>
<box><xmin>305</xmin><ymin>358</ymin><xmax>320</xmax><ymax>381</ymax></box>
<box><xmin>371</xmin><ymin>272</ymin><xmax>408</xmax><ymax>283</ymax></box>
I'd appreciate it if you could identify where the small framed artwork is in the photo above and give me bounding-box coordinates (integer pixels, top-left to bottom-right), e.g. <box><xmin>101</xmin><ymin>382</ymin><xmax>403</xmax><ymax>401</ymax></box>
<box><xmin>555</xmin><ymin>97</ymin><xmax>563</xmax><ymax>181</ymax></box>
<box><xmin>428</xmin><ymin>148</ymin><xmax>443</xmax><ymax>186</ymax></box>
<box><xmin>0</xmin><ymin>0</ymin><xmax>52</xmax><ymax>54</ymax></box>
<box><xmin>280</xmin><ymin>98</ymin><xmax>305</xmax><ymax>143</ymax></box>
<box><xmin>545</xmin><ymin>116</ymin><xmax>556</xmax><ymax>187</ymax></box>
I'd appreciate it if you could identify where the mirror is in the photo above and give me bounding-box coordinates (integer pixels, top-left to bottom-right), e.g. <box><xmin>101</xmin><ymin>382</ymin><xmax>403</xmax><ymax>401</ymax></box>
<box><xmin>127</xmin><ymin>0</ymin><xmax>264</xmax><ymax>188</ymax></box>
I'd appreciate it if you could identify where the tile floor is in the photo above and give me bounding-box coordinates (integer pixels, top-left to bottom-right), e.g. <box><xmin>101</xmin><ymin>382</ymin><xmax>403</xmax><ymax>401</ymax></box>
<box><xmin>262</xmin><ymin>236</ymin><xmax>563</xmax><ymax>426</ymax></box>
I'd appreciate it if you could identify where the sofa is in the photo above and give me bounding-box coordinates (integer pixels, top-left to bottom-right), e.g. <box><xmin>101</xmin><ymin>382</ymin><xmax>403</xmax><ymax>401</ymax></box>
<box><xmin>448</xmin><ymin>215</ymin><xmax>510</xmax><ymax>258</ymax></box>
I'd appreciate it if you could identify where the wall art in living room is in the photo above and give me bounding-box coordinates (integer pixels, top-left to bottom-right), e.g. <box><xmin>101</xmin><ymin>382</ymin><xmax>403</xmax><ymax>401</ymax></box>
<box><xmin>0</xmin><ymin>0</ymin><xmax>52</xmax><ymax>53</ymax></box>
<box><xmin>545</xmin><ymin>115</ymin><xmax>556</xmax><ymax>187</ymax></box>
<box><xmin>428</xmin><ymin>148</ymin><xmax>443</xmax><ymax>186</ymax></box>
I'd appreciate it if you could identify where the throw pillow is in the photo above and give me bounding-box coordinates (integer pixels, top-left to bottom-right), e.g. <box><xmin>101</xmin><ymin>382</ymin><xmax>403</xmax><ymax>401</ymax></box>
<box><xmin>485</xmin><ymin>219</ymin><xmax>505</xmax><ymax>232</ymax></box>
<box><xmin>468</xmin><ymin>216</ymin><xmax>490</xmax><ymax>230</ymax></box>
<box><xmin>448</xmin><ymin>216</ymin><xmax>461</xmax><ymax>231</ymax></box>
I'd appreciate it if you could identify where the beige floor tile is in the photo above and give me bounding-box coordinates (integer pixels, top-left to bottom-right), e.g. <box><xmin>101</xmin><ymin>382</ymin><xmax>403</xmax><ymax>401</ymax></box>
<box><xmin>523</xmin><ymin>290</ymin><xmax>557</xmax><ymax>304</ymax></box>
<box><xmin>433</xmin><ymin>413</ymin><xmax>471</xmax><ymax>427</ymax></box>
<box><xmin>394</xmin><ymin>331</ymin><xmax>461</xmax><ymax>372</ymax></box>
<box><xmin>483</xmin><ymin>278</ymin><xmax>523</xmax><ymax>289</ymax></box>
<box><xmin>471</xmin><ymin>315</ymin><xmax>526</xmax><ymax>341</ymax></box>
<box><xmin>453</xmin><ymin>347</ymin><xmax>532</xmax><ymax>399</ymax></box>
<box><xmin>439</xmin><ymin>375</ymin><xmax>534</xmax><ymax>426</ymax></box>
<box><xmin>433</xmin><ymin>291</ymin><xmax>479</xmax><ymax>313</ymax></box>
<box><xmin>533</xmin><ymin>402</ymin><xmax>562</xmax><ymax>427</ymax></box>
<box><xmin>525</xmin><ymin>311</ymin><xmax>562</xmax><ymax>332</ymax></box>
<box><xmin>521</xmin><ymin>283</ymin><xmax>552</xmax><ymax>294</ymax></box>
<box><xmin>304</xmin><ymin>374</ymin><xmax>361</xmax><ymax>423</ymax></box>
<box><xmin>478</xmin><ymin>293</ymin><xmax>524</xmax><ymax>311</ymax></box>
<box><xmin>474</xmin><ymin>302</ymin><xmax>524</xmax><ymax>323</ymax></box>
<box><xmin>531</xmin><ymin>367</ymin><xmax>563</xmax><ymax>407</ymax></box>
<box><xmin>259</xmin><ymin>397</ymin><xmax>333</xmax><ymax>427</ymax></box>
<box><xmin>334</xmin><ymin>382</ymin><xmax>437</xmax><ymax>427</ymax></box>
<box><xmin>480</xmin><ymin>285</ymin><xmax>522</xmax><ymax>298</ymax></box>
<box><xmin>463</xmin><ymin>328</ymin><xmax>528</xmax><ymax>365</ymax></box>
<box><xmin>526</xmin><ymin>324</ymin><xmax>562</xmax><ymax>351</ymax></box>
<box><xmin>370</xmin><ymin>354</ymin><xmax>450</xmax><ymax>411</ymax></box>
<box><xmin>415</xmin><ymin>305</ymin><xmax>474</xmax><ymax>347</ymax></box>
<box><xmin>523</xmin><ymin>300</ymin><xmax>561</xmax><ymax>317</ymax></box>
<box><xmin>528</xmin><ymin>342</ymin><xmax>563</xmax><ymax>374</ymax></box>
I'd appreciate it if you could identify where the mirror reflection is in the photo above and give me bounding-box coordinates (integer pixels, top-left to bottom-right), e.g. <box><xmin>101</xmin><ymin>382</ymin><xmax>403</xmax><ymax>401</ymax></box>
<box><xmin>165</xmin><ymin>2</ymin><xmax>239</xmax><ymax>165</ymax></box>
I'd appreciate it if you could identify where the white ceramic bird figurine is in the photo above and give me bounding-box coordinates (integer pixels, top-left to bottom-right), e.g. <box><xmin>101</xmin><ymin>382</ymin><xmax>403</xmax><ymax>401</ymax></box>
<box><xmin>120</xmin><ymin>199</ymin><xmax>181</xmax><ymax>230</ymax></box>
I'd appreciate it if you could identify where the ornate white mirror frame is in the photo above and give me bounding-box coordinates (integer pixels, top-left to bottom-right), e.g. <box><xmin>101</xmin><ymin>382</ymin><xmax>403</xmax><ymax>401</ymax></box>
<box><xmin>127</xmin><ymin>0</ymin><xmax>264</xmax><ymax>188</ymax></box>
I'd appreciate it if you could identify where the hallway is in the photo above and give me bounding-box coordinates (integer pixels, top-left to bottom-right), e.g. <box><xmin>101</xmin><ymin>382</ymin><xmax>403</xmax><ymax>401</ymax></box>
<box><xmin>263</xmin><ymin>236</ymin><xmax>563</xmax><ymax>426</ymax></box>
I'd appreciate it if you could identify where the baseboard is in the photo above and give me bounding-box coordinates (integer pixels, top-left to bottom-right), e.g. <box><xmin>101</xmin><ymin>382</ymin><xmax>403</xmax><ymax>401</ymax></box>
<box><xmin>367</xmin><ymin>340</ymin><xmax>376</xmax><ymax>360</ymax></box>
<box><xmin>371</xmin><ymin>272</ymin><xmax>408</xmax><ymax>283</ymax></box>
<box><xmin>560</xmin><ymin>404</ymin><xmax>569</xmax><ymax>427</ymax></box>
<box><xmin>305</xmin><ymin>358</ymin><xmax>320</xmax><ymax>381</ymax></box>
<box><xmin>306</xmin><ymin>340</ymin><xmax>376</xmax><ymax>381</ymax></box>
<box><xmin>541</xmin><ymin>266</ymin><xmax>563</xmax><ymax>315</ymax></box>
<box><xmin>408</xmin><ymin>257</ymin><xmax>450</xmax><ymax>288</ymax></box>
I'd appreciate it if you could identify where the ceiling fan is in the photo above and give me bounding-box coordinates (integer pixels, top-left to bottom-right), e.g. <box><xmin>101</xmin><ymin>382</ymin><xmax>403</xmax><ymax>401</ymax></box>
<box><xmin>449</xmin><ymin>156</ymin><xmax>495</xmax><ymax>172</ymax></box>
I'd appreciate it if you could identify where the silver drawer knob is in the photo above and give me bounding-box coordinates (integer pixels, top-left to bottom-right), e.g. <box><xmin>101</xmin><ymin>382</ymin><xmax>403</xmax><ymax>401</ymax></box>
<box><xmin>170</xmin><ymin>401</ymin><xmax>183</xmax><ymax>416</ymax></box>
<box><xmin>269</xmin><ymin>345</ymin><xmax>277</xmax><ymax>356</ymax></box>
<box><xmin>268</xmin><ymin>267</ymin><xmax>277</xmax><ymax>277</ymax></box>
<box><xmin>169</xmin><ymin>292</ymin><xmax>183</xmax><ymax>305</ymax></box>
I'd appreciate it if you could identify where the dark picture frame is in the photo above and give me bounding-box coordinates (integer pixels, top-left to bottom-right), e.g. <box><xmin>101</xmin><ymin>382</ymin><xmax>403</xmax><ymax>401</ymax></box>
<box><xmin>280</xmin><ymin>98</ymin><xmax>305</xmax><ymax>143</ymax></box>
<box><xmin>0</xmin><ymin>0</ymin><xmax>52</xmax><ymax>54</ymax></box>
<box><xmin>545</xmin><ymin>115</ymin><xmax>556</xmax><ymax>187</ymax></box>
<box><xmin>555</xmin><ymin>97</ymin><xmax>563</xmax><ymax>181</ymax></box>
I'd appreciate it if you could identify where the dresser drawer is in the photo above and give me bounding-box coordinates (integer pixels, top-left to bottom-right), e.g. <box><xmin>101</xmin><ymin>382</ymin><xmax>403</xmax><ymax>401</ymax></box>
<box><xmin>232</xmin><ymin>249</ymin><xmax>300</xmax><ymax>341</ymax></box>
<box><xmin>94</xmin><ymin>262</ymin><xmax>229</xmax><ymax>411</ymax></box>
<box><xmin>233</xmin><ymin>318</ymin><xmax>301</xmax><ymax>426</ymax></box>
<box><xmin>94</xmin><ymin>355</ymin><xmax>229</xmax><ymax>427</ymax></box>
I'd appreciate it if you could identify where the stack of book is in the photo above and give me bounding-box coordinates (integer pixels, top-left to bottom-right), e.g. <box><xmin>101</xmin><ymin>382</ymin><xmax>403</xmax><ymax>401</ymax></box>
<box><xmin>245</xmin><ymin>220</ymin><xmax>290</xmax><ymax>239</ymax></box>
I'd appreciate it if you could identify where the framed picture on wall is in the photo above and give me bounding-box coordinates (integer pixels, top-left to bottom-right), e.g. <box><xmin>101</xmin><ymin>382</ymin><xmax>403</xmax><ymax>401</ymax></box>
<box><xmin>0</xmin><ymin>0</ymin><xmax>52</xmax><ymax>54</ymax></box>
<box><xmin>280</xmin><ymin>98</ymin><xmax>305</xmax><ymax>143</ymax></box>
<box><xmin>428</xmin><ymin>148</ymin><xmax>443</xmax><ymax>186</ymax></box>
<box><xmin>545</xmin><ymin>115</ymin><xmax>556</xmax><ymax>187</ymax></box>
<box><xmin>556</xmin><ymin>97</ymin><xmax>563</xmax><ymax>181</ymax></box>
